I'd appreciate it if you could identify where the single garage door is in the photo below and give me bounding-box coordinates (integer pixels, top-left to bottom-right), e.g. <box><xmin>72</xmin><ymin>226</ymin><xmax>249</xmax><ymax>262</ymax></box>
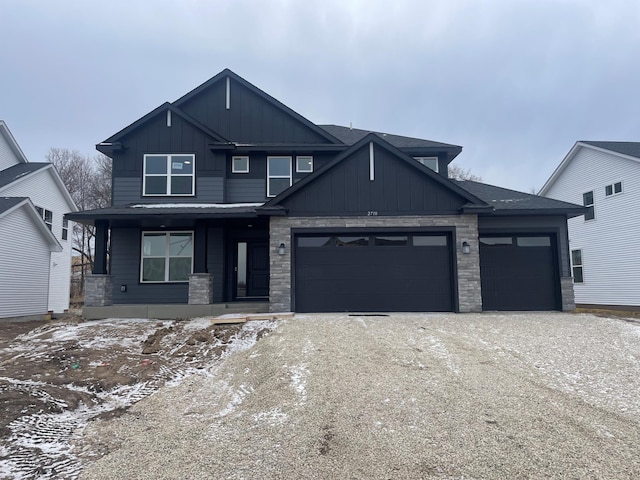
<box><xmin>479</xmin><ymin>235</ymin><xmax>559</xmax><ymax>311</ymax></box>
<box><xmin>294</xmin><ymin>233</ymin><xmax>453</xmax><ymax>313</ymax></box>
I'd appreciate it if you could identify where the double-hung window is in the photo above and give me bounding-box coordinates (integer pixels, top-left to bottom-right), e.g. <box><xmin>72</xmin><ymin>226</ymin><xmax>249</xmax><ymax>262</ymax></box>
<box><xmin>267</xmin><ymin>156</ymin><xmax>292</xmax><ymax>197</ymax></box>
<box><xmin>571</xmin><ymin>249</ymin><xmax>584</xmax><ymax>283</ymax></box>
<box><xmin>141</xmin><ymin>232</ymin><xmax>193</xmax><ymax>282</ymax></box>
<box><xmin>583</xmin><ymin>191</ymin><xmax>594</xmax><ymax>221</ymax></box>
<box><xmin>35</xmin><ymin>206</ymin><xmax>53</xmax><ymax>231</ymax></box>
<box><xmin>143</xmin><ymin>154</ymin><xmax>195</xmax><ymax>196</ymax></box>
<box><xmin>414</xmin><ymin>157</ymin><xmax>439</xmax><ymax>172</ymax></box>
<box><xmin>62</xmin><ymin>218</ymin><xmax>69</xmax><ymax>240</ymax></box>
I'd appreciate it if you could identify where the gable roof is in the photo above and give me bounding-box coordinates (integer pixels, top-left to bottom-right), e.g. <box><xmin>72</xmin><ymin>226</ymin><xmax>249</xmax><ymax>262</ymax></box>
<box><xmin>319</xmin><ymin>124</ymin><xmax>462</xmax><ymax>151</ymax></box>
<box><xmin>0</xmin><ymin>121</ymin><xmax>29</xmax><ymax>164</ymax></box>
<box><xmin>539</xmin><ymin>141</ymin><xmax>640</xmax><ymax>195</ymax></box>
<box><xmin>262</xmin><ymin>132</ymin><xmax>485</xmax><ymax>211</ymax></box>
<box><xmin>173</xmin><ymin>69</ymin><xmax>341</xmax><ymax>145</ymax></box>
<box><xmin>0</xmin><ymin>163</ymin><xmax>50</xmax><ymax>189</ymax></box>
<box><xmin>457</xmin><ymin>180</ymin><xmax>585</xmax><ymax>217</ymax></box>
<box><xmin>0</xmin><ymin>163</ymin><xmax>77</xmax><ymax>212</ymax></box>
<box><xmin>99</xmin><ymin>102</ymin><xmax>230</xmax><ymax>150</ymax></box>
<box><xmin>0</xmin><ymin>197</ymin><xmax>62</xmax><ymax>251</ymax></box>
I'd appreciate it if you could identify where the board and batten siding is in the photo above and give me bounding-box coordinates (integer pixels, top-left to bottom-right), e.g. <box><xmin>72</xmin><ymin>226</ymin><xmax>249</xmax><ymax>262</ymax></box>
<box><xmin>1</xmin><ymin>168</ymin><xmax>73</xmax><ymax>312</ymax></box>
<box><xmin>0</xmin><ymin>206</ymin><xmax>51</xmax><ymax>317</ymax></box>
<box><xmin>112</xmin><ymin>177</ymin><xmax>224</xmax><ymax>205</ymax></box>
<box><xmin>544</xmin><ymin>147</ymin><xmax>640</xmax><ymax>306</ymax></box>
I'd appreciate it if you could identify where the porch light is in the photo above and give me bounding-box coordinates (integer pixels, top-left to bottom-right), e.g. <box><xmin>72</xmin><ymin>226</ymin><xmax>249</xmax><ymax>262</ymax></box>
<box><xmin>278</xmin><ymin>243</ymin><xmax>286</xmax><ymax>255</ymax></box>
<box><xmin>462</xmin><ymin>241</ymin><xmax>471</xmax><ymax>255</ymax></box>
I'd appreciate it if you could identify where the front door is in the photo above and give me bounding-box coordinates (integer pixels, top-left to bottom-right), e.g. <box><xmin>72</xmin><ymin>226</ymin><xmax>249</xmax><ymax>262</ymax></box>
<box><xmin>235</xmin><ymin>241</ymin><xmax>269</xmax><ymax>298</ymax></box>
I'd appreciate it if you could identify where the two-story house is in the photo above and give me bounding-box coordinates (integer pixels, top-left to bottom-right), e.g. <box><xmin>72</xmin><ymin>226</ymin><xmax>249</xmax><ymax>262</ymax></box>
<box><xmin>68</xmin><ymin>69</ymin><xmax>584</xmax><ymax>319</ymax></box>
<box><xmin>0</xmin><ymin>121</ymin><xmax>77</xmax><ymax>319</ymax></box>
<box><xmin>540</xmin><ymin>141</ymin><xmax>640</xmax><ymax>310</ymax></box>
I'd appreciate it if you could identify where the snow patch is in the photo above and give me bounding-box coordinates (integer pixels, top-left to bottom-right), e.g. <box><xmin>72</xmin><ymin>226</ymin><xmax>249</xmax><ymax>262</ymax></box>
<box><xmin>130</xmin><ymin>203</ymin><xmax>264</xmax><ymax>209</ymax></box>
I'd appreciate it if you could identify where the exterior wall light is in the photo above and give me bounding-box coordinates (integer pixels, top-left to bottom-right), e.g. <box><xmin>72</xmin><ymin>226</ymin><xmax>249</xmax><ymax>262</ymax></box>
<box><xmin>462</xmin><ymin>241</ymin><xmax>471</xmax><ymax>255</ymax></box>
<box><xmin>278</xmin><ymin>243</ymin><xmax>286</xmax><ymax>255</ymax></box>
<box><xmin>120</xmin><ymin>284</ymin><xmax>127</xmax><ymax>293</ymax></box>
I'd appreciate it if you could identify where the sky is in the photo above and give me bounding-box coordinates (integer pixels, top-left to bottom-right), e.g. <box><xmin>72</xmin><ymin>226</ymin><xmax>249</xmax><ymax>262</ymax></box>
<box><xmin>2</xmin><ymin>0</ymin><xmax>640</xmax><ymax>192</ymax></box>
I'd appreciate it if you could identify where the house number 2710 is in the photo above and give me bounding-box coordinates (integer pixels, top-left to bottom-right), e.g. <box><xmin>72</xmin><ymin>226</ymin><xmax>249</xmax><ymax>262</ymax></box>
<box><xmin>367</xmin><ymin>211</ymin><xmax>378</xmax><ymax>216</ymax></box>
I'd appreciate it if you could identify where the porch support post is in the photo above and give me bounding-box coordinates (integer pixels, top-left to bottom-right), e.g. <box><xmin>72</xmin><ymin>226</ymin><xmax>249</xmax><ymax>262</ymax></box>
<box><xmin>193</xmin><ymin>221</ymin><xmax>207</xmax><ymax>274</ymax></box>
<box><xmin>94</xmin><ymin>220</ymin><xmax>109</xmax><ymax>274</ymax></box>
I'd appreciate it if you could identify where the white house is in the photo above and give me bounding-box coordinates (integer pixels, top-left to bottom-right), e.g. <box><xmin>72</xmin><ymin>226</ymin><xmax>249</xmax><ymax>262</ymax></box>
<box><xmin>539</xmin><ymin>141</ymin><xmax>640</xmax><ymax>310</ymax></box>
<box><xmin>0</xmin><ymin>121</ymin><xmax>77</xmax><ymax>318</ymax></box>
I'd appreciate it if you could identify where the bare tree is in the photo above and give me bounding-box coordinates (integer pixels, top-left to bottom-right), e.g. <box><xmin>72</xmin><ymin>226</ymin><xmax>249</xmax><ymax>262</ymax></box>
<box><xmin>47</xmin><ymin>148</ymin><xmax>111</xmax><ymax>293</ymax></box>
<box><xmin>447</xmin><ymin>164</ymin><xmax>482</xmax><ymax>181</ymax></box>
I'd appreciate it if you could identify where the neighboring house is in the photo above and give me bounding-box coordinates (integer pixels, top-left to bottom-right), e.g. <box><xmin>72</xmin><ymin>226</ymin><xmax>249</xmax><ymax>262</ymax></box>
<box><xmin>68</xmin><ymin>69</ymin><xmax>584</xmax><ymax>318</ymax></box>
<box><xmin>0</xmin><ymin>121</ymin><xmax>77</xmax><ymax>318</ymax></box>
<box><xmin>540</xmin><ymin>141</ymin><xmax>640</xmax><ymax>310</ymax></box>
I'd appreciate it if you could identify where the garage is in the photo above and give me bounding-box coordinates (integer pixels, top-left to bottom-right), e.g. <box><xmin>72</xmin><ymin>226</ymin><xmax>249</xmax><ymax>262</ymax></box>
<box><xmin>294</xmin><ymin>233</ymin><xmax>454</xmax><ymax>313</ymax></box>
<box><xmin>479</xmin><ymin>235</ymin><xmax>560</xmax><ymax>311</ymax></box>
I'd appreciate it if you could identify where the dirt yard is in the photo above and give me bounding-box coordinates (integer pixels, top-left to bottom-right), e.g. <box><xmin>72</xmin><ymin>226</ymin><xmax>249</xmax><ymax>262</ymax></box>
<box><xmin>0</xmin><ymin>315</ymin><xmax>277</xmax><ymax>479</ymax></box>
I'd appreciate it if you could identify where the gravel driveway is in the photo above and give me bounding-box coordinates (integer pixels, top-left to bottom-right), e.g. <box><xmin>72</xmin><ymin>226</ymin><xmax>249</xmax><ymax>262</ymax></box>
<box><xmin>80</xmin><ymin>312</ymin><xmax>640</xmax><ymax>479</ymax></box>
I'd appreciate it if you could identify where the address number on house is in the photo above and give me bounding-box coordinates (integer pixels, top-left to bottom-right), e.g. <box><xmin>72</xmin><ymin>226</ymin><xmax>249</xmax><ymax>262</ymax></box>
<box><xmin>367</xmin><ymin>211</ymin><xmax>378</xmax><ymax>216</ymax></box>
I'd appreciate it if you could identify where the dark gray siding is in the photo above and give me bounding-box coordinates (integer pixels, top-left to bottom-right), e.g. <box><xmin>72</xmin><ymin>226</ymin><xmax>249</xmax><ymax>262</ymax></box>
<box><xmin>478</xmin><ymin>215</ymin><xmax>570</xmax><ymax>277</ymax></box>
<box><xmin>113</xmin><ymin>177</ymin><xmax>224</xmax><ymax>205</ymax></box>
<box><xmin>178</xmin><ymin>78</ymin><xmax>330</xmax><ymax>144</ymax></box>
<box><xmin>111</xmin><ymin>112</ymin><xmax>224</xmax><ymax>205</ymax></box>
<box><xmin>110</xmin><ymin>228</ymin><xmax>189</xmax><ymax>304</ymax></box>
<box><xmin>227</xmin><ymin>179</ymin><xmax>265</xmax><ymax>203</ymax></box>
<box><xmin>280</xmin><ymin>145</ymin><xmax>467</xmax><ymax>216</ymax></box>
<box><xmin>206</xmin><ymin>227</ymin><xmax>225</xmax><ymax>302</ymax></box>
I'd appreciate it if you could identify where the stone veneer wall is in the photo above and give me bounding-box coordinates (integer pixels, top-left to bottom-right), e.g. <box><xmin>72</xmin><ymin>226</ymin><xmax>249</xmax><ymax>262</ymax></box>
<box><xmin>85</xmin><ymin>275</ymin><xmax>113</xmax><ymax>307</ymax></box>
<box><xmin>188</xmin><ymin>273</ymin><xmax>214</xmax><ymax>305</ymax></box>
<box><xmin>560</xmin><ymin>277</ymin><xmax>576</xmax><ymax>311</ymax></box>
<box><xmin>269</xmin><ymin>215</ymin><xmax>482</xmax><ymax>313</ymax></box>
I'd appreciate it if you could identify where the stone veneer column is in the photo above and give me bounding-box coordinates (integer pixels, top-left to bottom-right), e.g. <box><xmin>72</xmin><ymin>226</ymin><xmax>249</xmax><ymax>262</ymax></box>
<box><xmin>85</xmin><ymin>274</ymin><xmax>113</xmax><ymax>307</ymax></box>
<box><xmin>560</xmin><ymin>277</ymin><xmax>576</xmax><ymax>311</ymax></box>
<box><xmin>269</xmin><ymin>215</ymin><xmax>483</xmax><ymax>313</ymax></box>
<box><xmin>188</xmin><ymin>273</ymin><xmax>213</xmax><ymax>305</ymax></box>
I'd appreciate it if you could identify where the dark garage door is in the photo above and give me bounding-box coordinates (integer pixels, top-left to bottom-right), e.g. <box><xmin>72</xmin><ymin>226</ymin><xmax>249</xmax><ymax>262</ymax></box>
<box><xmin>479</xmin><ymin>235</ymin><xmax>559</xmax><ymax>311</ymax></box>
<box><xmin>294</xmin><ymin>233</ymin><xmax>453</xmax><ymax>313</ymax></box>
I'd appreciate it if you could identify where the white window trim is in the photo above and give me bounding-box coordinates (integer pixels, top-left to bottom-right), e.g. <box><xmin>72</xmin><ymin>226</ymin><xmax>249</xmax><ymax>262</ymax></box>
<box><xmin>267</xmin><ymin>156</ymin><xmax>292</xmax><ymax>197</ymax></box>
<box><xmin>414</xmin><ymin>156</ymin><xmax>439</xmax><ymax>173</ymax></box>
<box><xmin>571</xmin><ymin>248</ymin><xmax>584</xmax><ymax>284</ymax></box>
<box><xmin>62</xmin><ymin>218</ymin><xmax>69</xmax><ymax>241</ymax></box>
<box><xmin>232</xmin><ymin>156</ymin><xmax>250</xmax><ymax>173</ymax></box>
<box><xmin>296</xmin><ymin>155</ymin><xmax>313</xmax><ymax>173</ymax></box>
<box><xmin>140</xmin><ymin>231</ymin><xmax>194</xmax><ymax>283</ymax></box>
<box><xmin>583</xmin><ymin>190</ymin><xmax>595</xmax><ymax>221</ymax></box>
<box><xmin>143</xmin><ymin>154</ymin><xmax>196</xmax><ymax>196</ymax></box>
<box><xmin>36</xmin><ymin>206</ymin><xmax>53</xmax><ymax>231</ymax></box>
<box><xmin>605</xmin><ymin>181</ymin><xmax>623</xmax><ymax>197</ymax></box>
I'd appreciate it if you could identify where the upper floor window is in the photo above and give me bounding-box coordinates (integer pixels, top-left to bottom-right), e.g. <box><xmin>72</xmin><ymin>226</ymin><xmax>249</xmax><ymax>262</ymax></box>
<box><xmin>296</xmin><ymin>156</ymin><xmax>313</xmax><ymax>173</ymax></box>
<box><xmin>62</xmin><ymin>218</ymin><xmax>69</xmax><ymax>240</ymax></box>
<box><xmin>414</xmin><ymin>157</ymin><xmax>439</xmax><ymax>172</ymax></box>
<box><xmin>582</xmin><ymin>191</ymin><xmax>594</xmax><ymax>221</ymax></box>
<box><xmin>571</xmin><ymin>249</ymin><xmax>584</xmax><ymax>283</ymax></box>
<box><xmin>267</xmin><ymin>156</ymin><xmax>292</xmax><ymax>197</ymax></box>
<box><xmin>605</xmin><ymin>181</ymin><xmax>622</xmax><ymax>197</ymax></box>
<box><xmin>35</xmin><ymin>206</ymin><xmax>53</xmax><ymax>231</ymax></box>
<box><xmin>143</xmin><ymin>154</ymin><xmax>195</xmax><ymax>196</ymax></box>
<box><xmin>141</xmin><ymin>231</ymin><xmax>193</xmax><ymax>282</ymax></box>
<box><xmin>232</xmin><ymin>156</ymin><xmax>249</xmax><ymax>173</ymax></box>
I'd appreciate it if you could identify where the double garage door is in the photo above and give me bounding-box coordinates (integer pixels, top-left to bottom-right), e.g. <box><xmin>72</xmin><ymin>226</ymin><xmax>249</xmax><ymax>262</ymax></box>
<box><xmin>294</xmin><ymin>233</ymin><xmax>454</xmax><ymax>313</ymax></box>
<box><xmin>293</xmin><ymin>231</ymin><xmax>560</xmax><ymax>313</ymax></box>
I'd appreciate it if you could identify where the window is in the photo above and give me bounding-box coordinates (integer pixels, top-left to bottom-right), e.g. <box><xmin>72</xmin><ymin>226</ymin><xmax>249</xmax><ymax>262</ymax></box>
<box><xmin>336</xmin><ymin>236</ymin><xmax>368</xmax><ymax>247</ymax></box>
<box><xmin>605</xmin><ymin>181</ymin><xmax>622</xmax><ymax>197</ymax></box>
<box><xmin>141</xmin><ymin>232</ymin><xmax>193</xmax><ymax>282</ymax></box>
<box><xmin>374</xmin><ymin>236</ymin><xmax>408</xmax><ymax>246</ymax></box>
<box><xmin>571</xmin><ymin>249</ymin><xmax>584</xmax><ymax>283</ymax></box>
<box><xmin>232</xmin><ymin>156</ymin><xmax>249</xmax><ymax>173</ymax></box>
<box><xmin>413</xmin><ymin>235</ymin><xmax>448</xmax><ymax>246</ymax></box>
<box><xmin>62</xmin><ymin>218</ymin><xmax>68</xmax><ymax>240</ymax></box>
<box><xmin>35</xmin><ymin>206</ymin><xmax>53</xmax><ymax>231</ymax></box>
<box><xmin>414</xmin><ymin>157</ymin><xmax>439</xmax><ymax>172</ymax></box>
<box><xmin>143</xmin><ymin>154</ymin><xmax>195</xmax><ymax>196</ymax></box>
<box><xmin>298</xmin><ymin>236</ymin><xmax>333</xmax><ymax>247</ymax></box>
<box><xmin>267</xmin><ymin>156</ymin><xmax>292</xmax><ymax>197</ymax></box>
<box><xmin>296</xmin><ymin>156</ymin><xmax>313</xmax><ymax>173</ymax></box>
<box><xmin>583</xmin><ymin>191</ymin><xmax>594</xmax><ymax>221</ymax></box>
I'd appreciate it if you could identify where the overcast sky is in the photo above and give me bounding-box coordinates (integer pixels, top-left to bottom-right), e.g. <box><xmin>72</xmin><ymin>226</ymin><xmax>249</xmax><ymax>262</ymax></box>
<box><xmin>2</xmin><ymin>0</ymin><xmax>640</xmax><ymax>192</ymax></box>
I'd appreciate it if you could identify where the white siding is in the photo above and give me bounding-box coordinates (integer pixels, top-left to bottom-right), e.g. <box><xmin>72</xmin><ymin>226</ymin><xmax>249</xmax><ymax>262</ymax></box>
<box><xmin>0</xmin><ymin>206</ymin><xmax>51</xmax><ymax>318</ymax></box>
<box><xmin>545</xmin><ymin>147</ymin><xmax>640</xmax><ymax>306</ymax></box>
<box><xmin>0</xmin><ymin>131</ymin><xmax>22</xmax><ymax>170</ymax></box>
<box><xmin>2</xmin><ymin>168</ymin><xmax>73</xmax><ymax>312</ymax></box>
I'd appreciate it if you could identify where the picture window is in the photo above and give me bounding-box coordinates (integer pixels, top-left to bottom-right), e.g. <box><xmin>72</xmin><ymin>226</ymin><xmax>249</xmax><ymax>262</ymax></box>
<box><xmin>232</xmin><ymin>156</ymin><xmax>249</xmax><ymax>173</ymax></box>
<box><xmin>296</xmin><ymin>156</ymin><xmax>313</xmax><ymax>173</ymax></box>
<box><xmin>141</xmin><ymin>232</ymin><xmax>193</xmax><ymax>282</ymax></box>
